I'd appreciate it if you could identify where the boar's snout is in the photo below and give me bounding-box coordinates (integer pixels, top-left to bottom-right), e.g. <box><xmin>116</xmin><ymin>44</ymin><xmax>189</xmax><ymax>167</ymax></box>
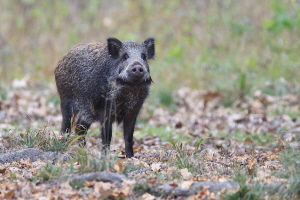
<box><xmin>125</xmin><ymin>62</ymin><xmax>149</xmax><ymax>83</ymax></box>
<box><xmin>130</xmin><ymin>64</ymin><xmax>145</xmax><ymax>77</ymax></box>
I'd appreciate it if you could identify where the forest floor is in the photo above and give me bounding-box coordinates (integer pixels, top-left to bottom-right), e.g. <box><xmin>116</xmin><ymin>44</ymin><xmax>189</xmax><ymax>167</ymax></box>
<box><xmin>0</xmin><ymin>78</ymin><xmax>300</xmax><ymax>199</ymax></box>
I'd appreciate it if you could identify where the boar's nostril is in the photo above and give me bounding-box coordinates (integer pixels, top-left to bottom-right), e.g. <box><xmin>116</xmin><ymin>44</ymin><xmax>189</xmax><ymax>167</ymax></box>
<box><xmin>131</xmin><ymin>65</ymin><xmax>144</xmax><ymax>77</ymax></box>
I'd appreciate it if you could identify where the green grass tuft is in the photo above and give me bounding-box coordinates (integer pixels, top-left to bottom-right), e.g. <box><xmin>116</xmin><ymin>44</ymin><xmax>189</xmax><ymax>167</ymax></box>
<box><xmin>37</xmin><ymin>162</ymin><xmax>63</xmax><ymax>182</ymax></box>
<box><xmin>71</xmin><ymin>147</ymin><xmax>118</xmax><ymax>174</ymax></box>
<box><xmin>275</xmin><ymin>149</ymin><xmax>300</xmax><ymax>199</ymax></box>
<box><xmin>16</xmin><ymin>130</ymin><xmax>45</xmax><ymax>148</ymax></box>
<box><xmin>222</xmin><ymin>171</ymin><xmax>263</xmax><ymax>200</ymax></box>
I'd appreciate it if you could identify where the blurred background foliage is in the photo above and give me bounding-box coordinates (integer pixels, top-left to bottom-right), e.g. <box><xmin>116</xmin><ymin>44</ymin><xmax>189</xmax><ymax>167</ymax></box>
<box><xmin>0</xmin><ymin>0</ymin><xmax>299</xmax><ymax>105</ymax></box>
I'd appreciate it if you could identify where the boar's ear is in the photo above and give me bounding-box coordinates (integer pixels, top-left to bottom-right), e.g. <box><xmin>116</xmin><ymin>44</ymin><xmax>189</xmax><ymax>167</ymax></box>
<box><xmin>107</xmin><ymin>37</ymin><xmax>123</xmax><ymax>59</ymax></box>
<box><xmin>143</xmin><ymin>38</ymin><xmax>155</xmax><ymax>59</ymax></box>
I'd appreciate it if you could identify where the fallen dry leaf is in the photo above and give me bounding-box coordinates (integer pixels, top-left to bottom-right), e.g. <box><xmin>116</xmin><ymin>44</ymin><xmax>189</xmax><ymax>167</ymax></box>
<box><xmin>151</xmin><ymin>162</ymin><xmax>161</xmax><ymax>171</ymax></box>
<box><xmin>244</xmin><ymin>138</ymin><xmax>254</xmax><ymax>144</ymax></box>
<box><xmin>169</xmin><ymin>182</ymin><xmax>178</xmax><ymax>188</ymax></box>
<box><xmin>181</xmin><ymin>168</ymin><xmax>193</xmax><ymax>180</ymax></box>
<box><xmin>83</xmin><ymin>180</ymin><xmax>97</xmax><ymax>187</ymax></box>
<box><xmin>186</xmin><ymin>187</ymin><xmax>215</xmax><ymax>200</ymax></box>
<box><xmin>122</xmin><ymin>178</ymin><xmax>136</xmax><ymax>186</ymax></box>
<box><xmin>147</xmin><ymin>178</ymin><xmax>157</xmax><ymax>184</ymax></box>
<box><xmin>113</xmin><ymin>185</ymin><xmax>132</xmax><ymax>197</ymax></box>
<box><xmin>0</xmin><ymin>167</ymin><xmax>7</xmax><ymax>174</ymax></box>
<box><xmin>114</xmin><ymin>160</ymin><xmax>126</xmax><ymax>173</ymax></box>
<box><xmin>180</xmin><ymin>181</ymin><xmax>194</xmax><ymax>189</ymax></box>
<box><xmin>94</xmin><ymin>181</ymin><xmax>114</xmax><ymax>194</ymax></box>
<box><xmin>141</xmin><ymin>193</ymin><xmax>156</xmax><ymax>200</ymax></box>
<box><xmin>4</xmin><ymin>190</ymin><xmax>15</xmax><ymax>199</ymax></box>
<box><xmin>249</xmin><ymin>100</ymin><xmax>264</xmax><ymax>113</ymax></box>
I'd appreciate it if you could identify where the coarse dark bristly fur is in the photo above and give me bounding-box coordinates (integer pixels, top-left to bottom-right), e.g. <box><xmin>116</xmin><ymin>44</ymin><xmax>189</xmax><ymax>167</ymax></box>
<box><xmin>55</xmin><ymin>37</ymin><xmax>155</xmax><ymax>157</ymax></box>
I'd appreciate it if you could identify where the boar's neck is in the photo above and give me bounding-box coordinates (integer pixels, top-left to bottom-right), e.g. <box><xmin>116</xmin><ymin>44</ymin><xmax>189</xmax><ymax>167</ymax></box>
<box><xmin>112</xmin><ymin>84</ymin><xmax>149</xmax><ymax>123</ymax></box>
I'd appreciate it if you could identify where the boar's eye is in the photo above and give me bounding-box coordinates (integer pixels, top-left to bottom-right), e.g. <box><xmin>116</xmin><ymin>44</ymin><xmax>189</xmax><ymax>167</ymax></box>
<box><xmin>141</xmin><ymin>53</ymin><xmax>146</xmax><ymax>61</ymax></box>
<box><xmin>123</xmin><ymin>53</ymin><xmax>129</xmax><ymax>60</ymax></box>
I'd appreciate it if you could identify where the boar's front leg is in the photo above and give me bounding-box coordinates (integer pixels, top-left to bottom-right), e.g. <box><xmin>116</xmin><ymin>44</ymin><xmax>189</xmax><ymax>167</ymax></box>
<box><xmin>123</xmin><ymin>109</ymin><xmax>141</xmax><ymax>158</ymax></box>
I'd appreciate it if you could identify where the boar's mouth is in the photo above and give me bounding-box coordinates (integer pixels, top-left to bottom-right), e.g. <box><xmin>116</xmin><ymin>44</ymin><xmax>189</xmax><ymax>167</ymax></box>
<box><xmin>116</xmin><ymin>76</ymin><xmax>152</xmax><ymax>86</ymax></box>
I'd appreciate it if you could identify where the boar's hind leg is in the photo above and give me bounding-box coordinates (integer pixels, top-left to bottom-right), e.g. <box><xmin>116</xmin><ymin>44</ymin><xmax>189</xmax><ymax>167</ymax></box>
<box><xmin>75</xmin><ymin>119</ymin><xmax>91</xmax><ymax>146</ymax></box>
<box><xmin>60</xmin><ymin>101</ymin><xmax>73</xmax><ymax>134</ymax></box>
